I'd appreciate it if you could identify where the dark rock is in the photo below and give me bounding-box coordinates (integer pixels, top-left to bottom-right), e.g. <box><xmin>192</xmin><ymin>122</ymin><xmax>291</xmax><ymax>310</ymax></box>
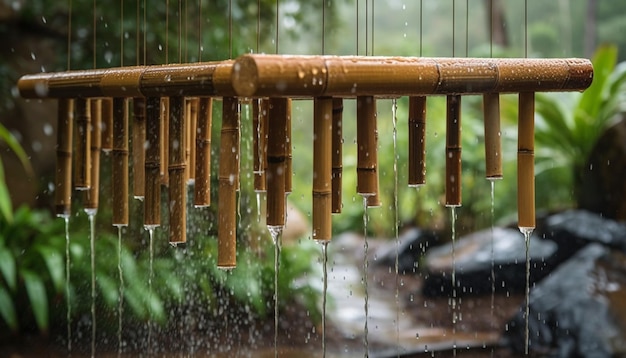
<box><xmin>422</xmin><ymin>227</ymin><xmax>558</xmax><ymax>296</ymax></box>
<box><xmin>540</xmin><ymin>209</ymin><xmax>626</xmax><ymax>252</ymax></box>
<box><xmin>374</xmin><ymin>227</ymin><xmax>440</xmax><ymax>274</ymax></box>
<box><xmin>504</xmin><ymin>244</ymin><xmax>626</xmax><ymax>357</ymax></box>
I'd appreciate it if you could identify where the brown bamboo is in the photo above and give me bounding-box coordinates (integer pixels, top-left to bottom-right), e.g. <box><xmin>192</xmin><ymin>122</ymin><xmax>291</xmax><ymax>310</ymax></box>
<box><xmin>101</xmin><ymin>98</ymin><xmax>113</xmax><ymax>152</ymax></box>
<box><xmin>168</xmin><ymin>96</ymin><xmax>186</xmax><ymax>244</ymax></box>
<box><xmin>445</xmin><ymin>95</ymin><xmax>462</xmax><ymax>207</ymax></box>
<box><xmin>112</xmin><ymin>98</ymin><xmax>129</xmax><ymax>226</ymax></box>
<box><xmin>194</xmin><ymin>97</ymin><xmax>213</xmax><ymax>207</ymax></box>
<box><xmin>408</xmin><ymin>96</ymin><xmax>427</xmax><ymax>187</ymax></box>
<box><xmin>160</xmin><ymin>97</ymin><xmax>170</xmax><ymax>186</ymax></box>
<box><xmin>184</xmin><ymin>99</ymin><xmax>192</xmax><ymax>183</ymax></box>
<box><xmin>84</xmin><ymin>98</ymin><xmax>102</xmax><ymax>210</ymax></box>
<box><xmin>73</xmin><ymin>98</ymin><xmax>91</xmax><ymax>190</ymax></box>
<box><xmin>218</xmin><ymin>96</ymin><xmax>240</xmax><ymax>268</ymax></box>
<box><xmin>252</xmin><ymin>98</ymin><xmax>268</xmax><ymax>192</ymax></box>
<box><xmin>144</xmin><ymin>96</ymin><xmax>161</xmax><ymax>227</ymax></box>
<box><xmin>483</xmin><ymin>93</ymin><xmax>503</xmax><ymax>179</ymax></box>
<box><xmin>331</xmin><ymin>98</ymin><xmax>343</xmax><ymax>213</ymax></box>
<box><xmin>518</xmin><ymin>92</ymin><xmax>535</xmax><ymax>229</ymax></box>
<box><xmin>132</xmin><ymin>97</ymin><xmax>146</xmax><ymax>199</ymax></box>
<box><xmin>188</xmin><ymin>97</ymin><xmax>199</xmax><ymax>183</ymax></box>
<box><xmin>266</xmin><ymin>98</ymin><xmax>288</xmax><ymax>227</ymax></box>
<box><xmin>356</xmin><ymin>96</ymin><xmax>379</xmax><ymax>207</ymax></box>
<box><xmin>231</xmin><ymin>55</ymin><xmax>593</xmax><ymax>98</ymax></box>
<box><xmin>313</xmin><ymin>97</ymin><xmax>333</xmax><ymax>242</ymax></box>
<box><xmin>285</xmin><ymin>98</ymin><xmax>293</xmax><ymax>194</ymax></box>
<box><xmin>55</xmin><ymin>98</ymin><xmax>73</xmax><ymax>217</ymax></box>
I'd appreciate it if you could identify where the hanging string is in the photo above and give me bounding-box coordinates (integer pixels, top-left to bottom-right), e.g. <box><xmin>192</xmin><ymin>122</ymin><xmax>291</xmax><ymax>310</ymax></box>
<box><xmin>465</xmin><ymin>0</ymin><xmax>469</xmax><ymax>57</ymax></box>
<box><xmin>256</xmin><ymin>0</ymin><xmax>261</xmax><ymax>53</ymax></box>
<box><xmin>198</xmin><ymin>0</ymin><xmax>202</xmax><ymax>61</ymax></box>
<box><xmin>489</xmin><ymin>0</ymin><xmax>493</xmax><ymax>58</ymax></box>
<box><xmin>371</xmin><ymin>0</ymin><xmax>374</xmax><ymax>56</ymax></box>
<box><xmin>419</xmin><ymin>0</ymin><xmax>423</xmax><ymax>56</ymax></box>
<box><xmin>524</xmin><ymin>0</ymin><xmax>528</xmax><ymax>57</ymax></box>
<box><xmin>452</xmin><ymin>0</ymin><xmax>456</xmax><ymax>57</ymax></box>
<box><xmin>275</xmin><ymin>0</ymin><xmax>279</xmax><ymax>54</ymax></box>
<box><xmin>184</xmin><ymin>0</ymin><xmax>188</xmax><ymax>62</ymax></box>
<box><xmin>143</xmin><ymin>0</ymin><xmax>147</xmax><ymax>65</ymax></box>
<box><xmin>178</xmin><ymin>0</ymin><xmax>182</xmax><ymax>63</ymax></box>
<box><xmin>356</xmin><ymin>0</ymin><xmax>359</xmax><ymax>55</ymax></box>
<box><xmin>229</xmin><ymin>0</ymin><xmax>233</xmax><ymax>58</ymax></box>
<box><xmin>136</xmin><ymin>0</ymin><xmax>140</xmax><ymax>66</ymax></box>
<box><xmin>120</xmin><ymin>0</ymin><xmax>124</xmax><ymax>66</ymax></box>
<box><xmin>67</xmin><ymin>0</ymin><xmax>72</xmax><ymax>70</ymax></box>
<box><xmin>365</xmin><ymin>0</ymin><xmax>368</xmax><ymax>56</ymax></box>
<box><xmin>322</xmin><ymin>0</ymin><xmax>325</xmax><ymax>55</ymax></box>
<box><xmin>93</xmin><ymin>0</ymin><xmax>96</xmax><ymax>69</ymax></box>
<box><xmin>166</xmin><ymin>0</ymin><xmax>169</xmax><ymax>64</ymax></box>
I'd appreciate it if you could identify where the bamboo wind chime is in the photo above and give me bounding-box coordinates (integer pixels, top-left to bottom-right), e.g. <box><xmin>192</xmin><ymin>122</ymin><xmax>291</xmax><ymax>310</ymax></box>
<box><xmin>18</xmin><ymin>54</ymin><xmax>593</xmax><ymax>267</ymax></box>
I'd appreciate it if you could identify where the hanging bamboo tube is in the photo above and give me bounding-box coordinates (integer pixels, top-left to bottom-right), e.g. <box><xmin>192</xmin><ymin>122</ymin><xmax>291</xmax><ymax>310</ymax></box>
<box><xmin>483</xmin><ymin>93</ymin><xmax>503</xmax><ymax>179</ymax></box>
<box><xmin>312</xmin><ymin>97</ymin><xmax>333</xmax><ymax>242</ymax></box>
<box><xmin>518</xmin><ymin>92</ymin><xmax>535</xmax><ymax>229</ymax></box>
<box><xmin>218</xmin><ymin>97</ymin><xmax>240</xmax><ymax>268</ymax></box>
<box><xmin>144</xmin><ymin>96</ymin><xmax>161</xmax><ymax>227</ymax></box>
<box><xmin>55</xmin><ymin>98</ymin><xmax>73</xmax><ymax>217</ymax></box>
<box><xmin>84</xmin><ymin>98</ymin><xmax>102</xmax><ymax>210</ymax></box>
<box><xmin>73</xmin><ymin>98</ymin><xmax>91</xmax><ymax>190</ymax></box>
<box><xmin>331</xmin><ymin>98</ymin><xmax>343</xmax><ymax>213</ymax></box>
<box><xmin>132</xmin><ymin>97</ymin><xmax>146</xmax><ymax>199</ymax></box>
<box><xmin>266</xmin><ymin>98</ymin><xmax>289</xmax><ymax>227</ymax></box>
<box><xmin>160</xmin><ymin>98</ymin><xmax>170</xmax><ymax>186</ymax></box>
<box><xmin>408</xmin><ymin>96</ymin><xmax>427</xmax><ymax>187</ymax></box>
<box><xmin>168</xmin><ymin>96</ymin><xmax>187</xmax><ymax>244</ymax></box>
<box><xmin>356</xmin><ymin>96</ymin><xmax>380</xmax><ymax>207</ymax></box>
<box><xmin>284</xmin><ymin>98</ymin><xmax>293</xmax><ymax>194</ymax></box>
<box><xmin>446</xmin><ymin>95</ymin><xmax>462</xmax><ymax>207</ymax></box>
<box><xmin>112</xmin><ymin>98</ymin><xmax>129</xmax><ymax>226</ymax></box>
<box><xmin>253</xmin><ymin>98</ymin><xmax>268</xmax><ymax>192</ymax></box>
<box><xmin>101</xmin><ymin>98</ymin><xmax>113</xmax><ymax>152</ymax></box>
<box><xmin>188</xmin><ymin>97</ymin><xmax>199</xmax><ymax>183</ymax></box>
<box><xmin>194</xmin><ymin>97</ymin><xmax>213</xmax><ymax>207</ymax></box>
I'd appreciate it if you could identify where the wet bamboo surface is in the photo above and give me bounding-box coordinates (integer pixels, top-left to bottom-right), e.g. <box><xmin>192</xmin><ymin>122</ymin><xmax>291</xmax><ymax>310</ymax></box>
<box><xmin>266</xmin><ymin>98</ymin><xmax>289</xmax><ymax>227</ymax></box>
<box><xmin>312</xmin><ymin>97</ymin><xmax>333</xmax><ymax>242</ymax></box>
<box><xmin>408</xmin><ymin>96</ymin><xmax>427</xmax><ymax>187</ymax></box>
<box><xmin>218</xmin><ymin>97</ymin><xmax>240</xmax><ymax>268</ymax></box>
<box><xmin>144</xmin><ymin>96</ymin><xmax>161</xmax><ymax>227</ymax></box>
<box><xmin>284</xmin><ymin>99</ymin><xmax>293</xmax><ymax>195</ymax></box>
<box><xmin>483</xmin><ymin>93</ymin><xmax>503</xmax><ymax>179</ymax></box>
<box><xmin>73</xmin><ymin>98</ymin><xmax>91</xmax><ymax>190</ymax></box>
<box><xmin>132</xmin><ymin>98</ymin><xmax>146</xmax><ymax>199</ymax></box>
<box><xmin>253</xmin><ymin>98</ymin><xmax>268</xmax><ymax>192</ymax></box>
<box><xmin>55</xmin><ymin>98</ymin><xmax>73</xmax><ymax>217</ymax></box>
<box><xmin>331</xmin><ymin>98</ymin><xmax>343</xmax><ymax>213</ymax></box>
<box><xmin>84</xmin><ymin>98</ymin><xmax>102</xmax><ymax>210</ymax></box>
<box><xmin>446</xmin><ymin>95</ymin><xmax>462</xmax><ymax>207</ymax></box>
<box><xmin>101</xmin><ymin>98</ymin><xmax>113</xmax><ymax>152</ymax></box>
<box><xmin>194</xmin><ymin>97</ymin><xmax>213</xmax><ymax>207</ymax></box>
<box><xmin>160</xmin><ymin>98</ymin><xmax>170</xmax><ymax>186</ymax></box>
<box><xmin>112</xmin><ymin>98</ymin><xmax>129</xmax><ymax>226</ymax></box>
<box><xmin>356</xmin><ymin>96</ymin><xmax>380</xmax><ymax>207</ymax></box>
<box><xmin>168</xmin><ymin>96</ymin><xmax>186</xmax><ymax>244</ymax></box>
<box><xmin>188</xmin><ymin>97</ymin><xmax>199</xmax><ymax>183</ymax></box>
<box><xmin>518</xmin><ymin>92</ymin><xmax>535</xmax><ymax>229</ymax></box>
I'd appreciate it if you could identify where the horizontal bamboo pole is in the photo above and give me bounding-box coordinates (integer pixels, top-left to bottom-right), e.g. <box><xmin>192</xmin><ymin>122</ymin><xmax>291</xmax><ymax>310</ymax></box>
<box><xmin>112</xmin><ymin>98</ymin><xmax>129</xmax><ymax>226</ymax></box>
<box><xmin>101</xmin><ymin>98</ymin><xmax>113</xmax><ymax>152</ymax></box>
<box><xmin>483</xmin><ymin>93</ymin><xmax>503</xmax><ymax>179</ymax></box>
<box><xmin>266</xmin><ymin>98</ymin><xmax>289</xmax><ymax>227</ymax></box>
<box><xmin>55</xmin><ymin>99</ymin><xmax>73</xmax><ymax>217</ymax></box>
<box><xmin>331</xmin><ymin>98</ymin><xmax>343</xmax><ymax>213</ymax></box>
<box><xmin>446</xmin><ymin>95</ymin><xmax>462</xmax><ymax>208</ymax></box>
<box><xmin>73</xmin><ymin>98</ymin><xmax>91</xmax><ymax>190</ymax></box>
<box><xmin>518</xmin><ymin>92</ymin><xmax>535</xmax><ymax>230</ymax></box>
<box><xmin>144</xmin><ymin>96</ymin><xmax>161</xmax><ymax>227</ymax></box>
<box><xmin>313</xmin><ymin>97</ymin><xmax>333</xmax><ymax>242</ymax></box>
<box><xmin>18</xmin><ymin>61</ymin><xmax>235</xmax><ymax>99</ymax></box>
<box><xmin>168</xmin><ymin>96</ymin><xmax>186</xmax><ymax>244</ymax></box>
<box><xmin>194</xmin><ymin>97</ymin><xmax>213</xmax><ymax>207</ymax></box>
<box><xmin>356</xmin><ymin>96</ymin><xmax>380</xmax><ymax>207</ymax></box>
<box><xmin>253</xmin><ymin>98</ymin><xmax>268</xmax><ymax>192</ymax></box>
<box><xmin>84</xmin><ymin>98</ymin><xmax>102</xmax><ymax>210</ymax></box>
<box><xmin>408</xmin><ymin>96</ymin><xmax>427</xmax><ymax>187</ymax></box>
<box><xmin>132</xmin><ymin>98</ymin><xmax>146</xmax><ymax>199</ymax></box>
<box><xmin>232</xmin><ymin>55</ymin><xmax>593</xmax><ymax>97</ymax></box>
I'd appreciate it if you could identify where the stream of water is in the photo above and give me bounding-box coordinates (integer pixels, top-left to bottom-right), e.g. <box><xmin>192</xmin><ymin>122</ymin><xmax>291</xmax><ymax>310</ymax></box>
<box><xmin>520</xmin><ymin>227</ymin><xmax>534</xmax><ymax>355</ymax></box>
<box><xmin>362</xmin><ymin>195</ymin><xmax>370</xmax><ymax>358</ymax></box>
<box><xmin>116</xmin><ymin>225</ymin><xmax>124</xmax><ymax>356</ymax></box>
<box><xmin>319</xmin><ymin>240</ymin><xmax>329</xmax><ymax>357</ymax></box>
<box><xmin>62</xmin><ymin>215</ymin><xmax>71</xmax><ymax>354</ymax></box>
<box><xmin>449</xmin><ymin>206</ymin><xmax>458</xmax><ymax>356</ymax></box>
<box><xmin>489</xmin><ymin>179</ymin><xmax>496</xmax><ymax>358</ymax></box>
<box><xmin>86</xmin><ymin>209</ymin><xmax>97</xmax><ymax>358</ymax></box>
<box><xmin>146</xmin><ymin>226</ymin><xmax>156</xmax><ymax>354</ymax></box>
<box><xmin>268</xmin><ymin>225</ymin><xmax>284</xmax><ymax>358</ymax></box>
<box><xmin>391</xmin><ymin>99</ymin><xmax>400</xmax><ymax>357</ymax></box>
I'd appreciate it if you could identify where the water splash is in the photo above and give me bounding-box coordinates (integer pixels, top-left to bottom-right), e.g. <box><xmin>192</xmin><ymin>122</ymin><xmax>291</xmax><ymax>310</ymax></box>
<box><xmin>268</xmin><ymin>225</ymin><xmax>284</xmax><ymax>358</ymax></box>
<box><xmin>85</xmin><ymin>208</ymin><xmax>97</xmax><ymax>358</ymax></box>
<box><xmin>116</xmin><ymin>225</ymin><xmax>124</xmax><ymax>356</ymax></box>
<box><xmin>61</xmin><ymin>214</ymin><xmax>71</xmax><ymax>353</ymax></box>
<box><xmin>362</xmin><ymin>195</ymin><xmax>370</xmax><ymax>358</ymax></box>
<box><xmin>520</xmin><ymin>226</ymin><xmax>534</xmax><ymax>355</ymax></box>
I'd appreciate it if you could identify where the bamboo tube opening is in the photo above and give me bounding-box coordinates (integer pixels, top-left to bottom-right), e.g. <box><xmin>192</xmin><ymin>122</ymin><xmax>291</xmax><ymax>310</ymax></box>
<box><xmin>266</xmin><ymin>98</ymin><xmax>289</xmax><ymax>227</ymax></box>
<box><xmin>253</xmin><ymin>98</ymin><xmax>268</xmax><ymax>192</ymax></box>
<box><xmin>356</xmin><ymin>96</ymin><xmax>379</xmax><ymax>207</ymax></box>
<box><xmin>132</xmin><ymin>97</ymin><xmax>146</xmax><ymax>199</ymax></box>
<box><xmin>445</xmin><ymin>95</ymin><xmax>462</xmax><ymax>208</ymax></box>
<box><xmin>218</xmin><ymin>97</ymin><xmax>240</xmax><ymax>268</ymax></box>
<box><xmin>55</xmin><ymin>98</ymin><xmax>73</xmax><ymax>217</ymax></box>
<box><xmin>188</xmin><ymin>97</ymin><xmax>199</xmax><ymax>184</ymax></box>
<box><xmin>73</xmin><ymin>97</ymin><xmax>91</xmax><ymax>190</ymax></box>
<box><xmin>168</xmin><ymin>96</ymin><xmax>187</xmax><ymax>244</ymax></box>
<box><xmin>144</xmin><ymin>96</ymin><xmax>161</xmax><ymax>227</ymax></box>
<box><xmin>194</xmin><ymin>97</ymin><xmax>213</xmax><ymax>207</ymax></box>
<box><xmin>408</xmin><ymin>96</ymin><xmax>427</xmax><ymax>187</ymax></box>
<box><xmin>101</xmin><ymin>98</ymin><xmax>113</xmax><ymax>153</ymax></box>
<box><xmin>112</xmin><ymin>98</ymin><xmax>129</xmax><ymax>226</ymax></box>
<box><xmin>518</xmin><ymin>92</ymin><xmax>535</xmax><ymax>230</ymax></box>
<box><xmin>160</xmin><ymin>97</ymin><xmax>170</xmax><ymax>186</ymax></box>
<box><xmin>84</xmin><ymin>98</ymin><xmax>102</xmax><ymax>210</ymax></box>
<box><xmin>483</xmin><ymin>93</ymin><xmax>503</xmax><ymax>180</ymax></box>
<box><xmin>331</xmin><ymin>98</ymin><xmax>343</xmax><ymax>213</ymax></box>
<box><xmin>312</xmin><ymin>97</ymin><xmax>333</xmax><ymax>242</ymax></box>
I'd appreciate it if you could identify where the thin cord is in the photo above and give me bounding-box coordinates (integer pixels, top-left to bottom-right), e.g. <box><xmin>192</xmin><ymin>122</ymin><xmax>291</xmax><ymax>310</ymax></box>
<box><xmin>275</xmin><ymin>0</ymin><xmax>279</xmax><ymax>54</ymax></box>
<box><xmin>136</xmin><ymin>0</ymin><xmax>139</xmax><ymax>66</ymax></box>
<box><xmin>229</xmin><ymin>0</ymin><xmax>233</xmax><ymax>58</ymax></box>
<box><xmin>166</xmin><ymin>0</ymin><xmax>169</xmax><ymax>64</ymax></box>
<box><xmin>452</xmin><ymin>0</ymin><xmax>455</xmax><ymax>57</ymax></box>
<box><xmin>419</xmin><ymin>0</ymin><xmax>423</xmax><ymax>56</ymax></box>
<box><xmin>371</xmin><ymin>0</ymin><xmax>374</xmax><ymax>56</ymax></box>
<box><xmin>178</xmin><ymin>0</ymin><xmax>182</xmax><ymax>63</ymax></box>
<box><xmin>322</xmin><ymin>0</ymin><xmax>325</xmax><ymax>55</ymax></box>
<box><xmin>120</xmin><ymin>0</ymin><xmax>124</xmax><ymax>66</ymax></box>
<box><xmin>465</xmin><ymin>0</ymin><xmax>468</xmax><ymax>57</ymax></box>
<box><xmin>257</xmin><ymin>0</ymin><xmax>261</xmax><ymax>53</ymax></box>
<box><xmin>143</xmin><ymin>0</ymin><xmax>146</xmax><ymax>65</ymax></box>
<box><xmin>365</xmin><ymin>0</ymin><xmax>368</xmax><ymax>56</ymax></box>
<box><xmin>198</xmin><ymin>0</ymin><xmax>202</xmax><ymax>61</ymax></box>
<box><xmin>67</xmin><ymin>0</ymin><xmax>72</xmax><ymax>70</ymax></box>
<box><xmin>356</xmin><ymin>0</ymin><xmax>359</xmax><ymax>55</ymax></box>
<box><xmin>524</xmin><ymin>0</ymin><xmax>528</xmax><ymax>57</ymax></box>
<box><xmin>184</xmin><ymin>0</ymin><xmax>188</xmax><ymax>62</ymax></box>
<box><xmin>93</xmin><ymin>0</ymin><xmax>96</xmax><ymax>68</ymax></box>
<box><xmin>489</xmin><ymin>0</ymin><xmax>493</xmax><ymax>58</ymax></box>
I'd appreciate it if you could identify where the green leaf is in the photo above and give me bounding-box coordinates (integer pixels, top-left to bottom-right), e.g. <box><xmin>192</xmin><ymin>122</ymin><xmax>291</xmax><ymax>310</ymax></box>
<box><xmin>0</xmin><ymin>160</ymin><xmax>12</xmax><ymax>223</ymax></box>
<box><xmin>0</xmin><ymin>123</ymin><xmax>34</xmax><ymax>177</ymax></box>
<box><xmin>0</xmin><ymin>286</ymin><xmax>17</xmax><ymax>331</ymax></box>
<box><xmin>21</xmin><ymin>270</ymin><xmax>48</xmax><ymax>332</ymax></box>
<box><xmin>97</xmin><ymin>274</ymin><xmax>119</xmax><ymax>307</ymax></box>
<box><xmin>35</xmin><ymin>246</ymin><xmax>64</xmax><ymax>294</ymax></box>
<box><xmin>578</xmin><ymin>45</ymin><xmax>617</xmax><ymax>122</ymax></box>
<box><xmin>0</xmin><ymin>247</ymin><xmax>16</xmax><ymax>291</ymax></box>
